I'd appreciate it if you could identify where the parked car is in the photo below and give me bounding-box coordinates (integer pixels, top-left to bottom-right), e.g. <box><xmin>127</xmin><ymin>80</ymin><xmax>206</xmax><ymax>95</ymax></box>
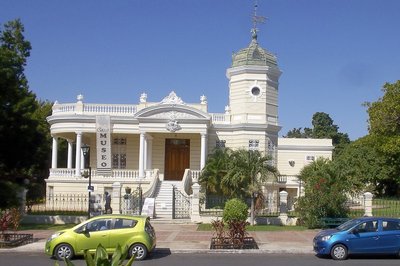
<box><xmin>45</xmin><ymin>214</ymin><xmax>156</xmax><ymax>261</ymax></box>
<box><xmin>313</xmin><ymin>217</ymin><xmax>400</xmax><ymax>260</ymax></box>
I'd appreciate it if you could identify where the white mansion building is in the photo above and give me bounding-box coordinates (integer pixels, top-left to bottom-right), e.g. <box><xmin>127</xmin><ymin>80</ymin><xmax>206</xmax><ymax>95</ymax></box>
<box><xmin>45</xmin><ymin>30</ymin><xmax>333</xmax><ymax>219</ymax></box>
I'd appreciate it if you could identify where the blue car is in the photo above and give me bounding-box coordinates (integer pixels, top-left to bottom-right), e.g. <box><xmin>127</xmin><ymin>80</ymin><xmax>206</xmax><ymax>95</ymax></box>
<box><xmin>313</xmin><ymin>217</ymin><xmax>400</xmax><ymax>260</ymax></box>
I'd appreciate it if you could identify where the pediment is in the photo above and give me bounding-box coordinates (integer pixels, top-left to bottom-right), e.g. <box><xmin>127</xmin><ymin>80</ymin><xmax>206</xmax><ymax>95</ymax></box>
<box><xmin>134</xmin><ymin>104</ymin><xmax>210</xmax><ymax>121</ymax></box>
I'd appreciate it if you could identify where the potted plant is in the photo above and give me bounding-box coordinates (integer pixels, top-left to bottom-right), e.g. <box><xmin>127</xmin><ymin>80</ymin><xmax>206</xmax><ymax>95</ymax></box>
<box><xmin>210</xmin><ymin>198</ymin><xmax>258</xmax><ymax>249</ymax></box>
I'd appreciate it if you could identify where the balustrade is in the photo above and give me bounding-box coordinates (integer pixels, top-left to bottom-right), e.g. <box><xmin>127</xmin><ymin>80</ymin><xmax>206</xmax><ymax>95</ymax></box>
<box><xmin>51</xmin><ymin>103</ymin><xmax>137</xmax><ymax>116</ymax></box>
<box><xmin>49</xmin><ymin>168</ymin><xmax>141</xmax><ymax>180</ymax></box>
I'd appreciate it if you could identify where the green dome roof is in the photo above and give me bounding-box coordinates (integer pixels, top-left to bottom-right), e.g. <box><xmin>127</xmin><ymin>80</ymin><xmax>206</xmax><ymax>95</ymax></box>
<box><xmin>231</xmin><ymin>30</ymin><xmax>278</xmax><ymax>68</ymax></box>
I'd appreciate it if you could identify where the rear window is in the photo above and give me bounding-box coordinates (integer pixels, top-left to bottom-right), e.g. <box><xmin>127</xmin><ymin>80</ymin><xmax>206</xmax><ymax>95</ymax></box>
<box><xmin>114</xmin><ymin>218</ymin><xmax>137</xmax><ymax>229</ymax></box>
<box><xmin>382</xmin><ymin>220</ymin><xmax>400</xmax><ymax>231</ymax></box>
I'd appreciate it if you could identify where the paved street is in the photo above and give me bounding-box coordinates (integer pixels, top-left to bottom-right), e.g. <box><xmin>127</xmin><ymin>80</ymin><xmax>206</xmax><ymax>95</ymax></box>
<box><xmin>1</xmin><ymin>252</ymin><xmax>399</xmax><ymax>266</ymax></box>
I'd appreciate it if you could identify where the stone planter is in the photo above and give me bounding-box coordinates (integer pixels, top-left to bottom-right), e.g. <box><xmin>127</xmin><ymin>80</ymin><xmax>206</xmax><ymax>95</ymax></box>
<box><xmin>210</xmin><ymin>237</ymin><xmax>258</xmax><ymax>249</ymax></box>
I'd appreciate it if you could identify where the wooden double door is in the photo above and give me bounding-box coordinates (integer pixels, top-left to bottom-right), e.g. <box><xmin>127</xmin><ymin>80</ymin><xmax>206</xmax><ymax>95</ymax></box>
<box><xmin>164</xmin><ymin>139</ymin><xmax>190</xmax><ymax>181</ymax></box>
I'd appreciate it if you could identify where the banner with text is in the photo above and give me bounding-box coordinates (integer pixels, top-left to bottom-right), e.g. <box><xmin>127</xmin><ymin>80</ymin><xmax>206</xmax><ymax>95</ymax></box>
<box><xmin>96</xmin><ymin>115</ymin><xmax>112</xmax><ymax>176</ymax></box>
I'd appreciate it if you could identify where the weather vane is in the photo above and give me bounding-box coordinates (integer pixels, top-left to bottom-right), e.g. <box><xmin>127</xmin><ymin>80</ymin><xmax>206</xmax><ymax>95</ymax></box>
<box><xmin>251</xmin><ymin>0</ymin><xmax>266</xmax><ymax>40</ymax></box>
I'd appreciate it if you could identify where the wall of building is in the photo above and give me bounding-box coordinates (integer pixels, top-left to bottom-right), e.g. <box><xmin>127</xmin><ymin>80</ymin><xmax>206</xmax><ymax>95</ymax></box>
<box><xmin>277</xmin><ymin>138</ymin><xmax>333</xmax><ymax>176</ymax></box>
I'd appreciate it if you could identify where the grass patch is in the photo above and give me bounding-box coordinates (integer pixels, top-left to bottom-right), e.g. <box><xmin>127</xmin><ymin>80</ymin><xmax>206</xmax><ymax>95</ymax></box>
<box><xmin>197</xmin><ymin>223</ymin><xmax>307</xmax><ymax>231</ymax></box>
<box><xmin>19</xmin><ymin>223</ymin><xmax>77</xmax><ymax>230</ymax></box>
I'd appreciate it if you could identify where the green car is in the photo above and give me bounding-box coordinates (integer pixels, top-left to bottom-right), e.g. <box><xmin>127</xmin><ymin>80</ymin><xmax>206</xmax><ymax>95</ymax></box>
<box><xmin>45</xmin><ymin>214</ymin><xmax>156</xmax><ymax>261</ymax></box>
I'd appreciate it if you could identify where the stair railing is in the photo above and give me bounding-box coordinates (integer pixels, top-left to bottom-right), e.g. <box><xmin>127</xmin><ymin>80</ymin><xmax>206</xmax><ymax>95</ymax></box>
<box><xmin>143</xmin><ymin>169</ymin><xmax>160</xmax><ymax>198</ymax></box>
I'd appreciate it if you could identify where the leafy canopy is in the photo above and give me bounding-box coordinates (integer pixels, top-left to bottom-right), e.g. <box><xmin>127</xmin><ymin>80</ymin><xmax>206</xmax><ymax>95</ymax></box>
<box><xmin>285</xmin><ymin>112</ymin><xmax>350</xmax><ymax>157</ymax></box>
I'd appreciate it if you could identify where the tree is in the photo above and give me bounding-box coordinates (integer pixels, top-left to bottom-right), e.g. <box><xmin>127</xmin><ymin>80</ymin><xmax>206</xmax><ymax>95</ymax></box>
<box><xmin>296</xmin><ymin>158</ymin><xmax>351</xmax><ymax>228</ymax></box>
<box><xmin>222</xmin><ymin>149</ymin><xmax>277</xmax><ymax>225</ymax></box>
<box><xmin>199</xmin><ymin>148</ymin><xmax>231</xmax><ymax>196</ymax></box>
<box><xmin>284</xmin><ymin>112</ymin><xmax>350</xmax><ymax>157</ymax></box>
<box><xmin>0</xmin><ymin>19</ymin><xmax>37</xmax><ymax>179</ymax></box>
<box><xmin>362</xmin><ymin>80</ymin><xmax>400</xmax><ymax>195</ymax></box>
<box><xmin>0</xmin><ymin>19</ymin><xmax>51</xmax><ymax>208</ymax></box>
<box><xmin>332</xmin><ymin>136</ymin><xmax>394</xmax><ymax>196</ymax></box>
<box><xmin>200</xmin><ymin>148</ymin><xmax>277</xmax><ymax>225</ymax></box>
<box><xmin>366</xmin><ymin>80</ymin><xmax>400</xmax><ymax>137</ymax></box>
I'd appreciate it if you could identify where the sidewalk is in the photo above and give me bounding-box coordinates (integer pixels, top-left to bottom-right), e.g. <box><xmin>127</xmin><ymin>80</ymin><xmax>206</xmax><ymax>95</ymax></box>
<box><xmin>0</xmin><ymin>222</ymin><xmax>317</xmax><ymax>254</ymax></box>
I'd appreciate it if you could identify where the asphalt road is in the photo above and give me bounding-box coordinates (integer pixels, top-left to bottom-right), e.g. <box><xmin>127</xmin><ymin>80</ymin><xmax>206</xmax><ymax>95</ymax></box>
<box><xmin>1</xmin><ymin>252</ymin><xmax>399</xmax><ymax>266</ymax></box>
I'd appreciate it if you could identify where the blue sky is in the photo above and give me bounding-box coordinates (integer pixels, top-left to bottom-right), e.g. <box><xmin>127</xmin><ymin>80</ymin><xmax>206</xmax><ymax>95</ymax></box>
<box><xmin>1</xmin><ymin>0</ymin><xmax>399</xmax><ymax>140</ymax></box>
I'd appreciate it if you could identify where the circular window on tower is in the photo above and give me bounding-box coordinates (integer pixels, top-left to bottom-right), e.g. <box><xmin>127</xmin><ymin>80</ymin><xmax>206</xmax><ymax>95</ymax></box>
<box><xmin>251</xmin><ymin>86</ymin><xmax>261</xmax><ymax>96</ymax></box>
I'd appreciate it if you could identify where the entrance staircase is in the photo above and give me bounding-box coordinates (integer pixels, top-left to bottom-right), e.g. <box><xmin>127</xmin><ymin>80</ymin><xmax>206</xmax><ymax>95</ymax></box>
<box><xmin>153</xmin><ymin>181</ymin><xmax>181</xmax><ymax>219</ymax></box>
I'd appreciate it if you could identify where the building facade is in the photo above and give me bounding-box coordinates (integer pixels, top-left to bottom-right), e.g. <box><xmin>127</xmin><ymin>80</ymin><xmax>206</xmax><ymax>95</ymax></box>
<box><xmin>45</xmin><ymin>29</ymin><xmax>333</xmax><ymax>218</ymax></box>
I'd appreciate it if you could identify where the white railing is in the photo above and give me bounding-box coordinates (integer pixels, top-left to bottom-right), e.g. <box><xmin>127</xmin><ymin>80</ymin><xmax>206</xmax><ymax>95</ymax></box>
<box><xmin>52</xmin><ymin>104</ymin><xmax>76</xmax><ymax>113</ymax></box>
<box><xmin>143</xmin><ymin>169</ymin><xmax>160</xmax><ymax>198</ymax></box>
<box><xmin>49</xmin><ymin>168</ymin><xmax>141</xmax><ymax>180</ymax></box>
<box><xmin>49</xmin><ymin>168</ymin><xmax>76</xmax><ymax>178</ymax></box>
<box><xmin>277</xmin><ymin>175</ymin><xmax>300</xmax><ymax>185</ymax></box>
<box><xmin>181</xmin><ymin>169</ymin><xmax>192</xmax><ymax>196</ymax></box>
<box><xmin>111</xmin><ymin>169</ymin><xmax>140</xmax><ymax>179</ymax></box>
<box><xmin>191</xmin><ymin>170</ymin><xmax>201</xmax><ymax>184</ymax></box>
<box><xmin>52</xmin><ymin>103</ymin><xmax>138</xmax><ymax>116</ymax></box>
<box><xmin>83</xmin><ymin>103</ymin><xmax>137</xmax><ymax>115</ymax></box>
<box><xmin>211</xmin><ymin>113</ymin><xmax>231</xmax><ymax>124</ymax></box>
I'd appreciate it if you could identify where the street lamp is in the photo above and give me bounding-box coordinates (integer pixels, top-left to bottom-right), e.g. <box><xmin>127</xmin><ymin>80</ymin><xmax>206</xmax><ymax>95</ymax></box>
<box><xmin>81</xmin><ymin>144</ymin><xmax>92</xmax><ymax>219</ymax></box>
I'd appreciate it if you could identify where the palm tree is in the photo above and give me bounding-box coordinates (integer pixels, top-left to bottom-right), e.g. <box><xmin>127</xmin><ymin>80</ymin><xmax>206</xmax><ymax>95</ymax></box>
<box><xmin>199</xmin><ymin>148</ymin><xmax>232</xmax><ymax>195</ymax></box>
<box><xmin>223</xmin><ymin>149</ymin><xmax>277</xmax><ymax>225</ymax></box>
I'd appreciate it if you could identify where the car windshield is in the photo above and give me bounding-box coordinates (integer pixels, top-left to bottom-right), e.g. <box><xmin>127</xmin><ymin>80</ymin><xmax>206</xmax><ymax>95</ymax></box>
<box><xmin>336</xmin><ymin>219</ymin><xmax>360</xmax><ymax>231</ymax></box>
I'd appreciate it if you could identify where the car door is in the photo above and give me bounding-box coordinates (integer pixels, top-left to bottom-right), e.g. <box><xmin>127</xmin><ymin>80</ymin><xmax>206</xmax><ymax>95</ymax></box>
<box><xmin>109</xmin><ymin>218</ymin><xmax>138</xmax><ymax>249</ymax></box>
<box><xmin>347</xmin><ymin>220</ymin><xmax>381</xmax><ymax>254</ymax></box>
<box><xmin>378</xmin><ymin>219</ymin><xmax>400</xmax><ymax>253</ymax></box>
<box><xmin>75</xmin><ymin>218</ymin><xmax>111</xmax><ymax>253</ymax></box>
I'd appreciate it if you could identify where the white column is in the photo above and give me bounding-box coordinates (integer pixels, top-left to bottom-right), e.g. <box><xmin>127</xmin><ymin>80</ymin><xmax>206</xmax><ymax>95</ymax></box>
<box><xmin>51</xmin><ymin>137</ymin><xmax>58</xmax><ymax>169</ymax></box>
<box><xmin>139</xmin><ymin>133</ymin><xmax>146</xmax><ymax>178</ymax></box>
<box><xmin>191</xmin><ymin>182</ymin><xmax>201</xmax><ymax>223</ymax></box>
<box><xmin>200</xmin><ymin>133</ymin><xmax>208</xmax><ymax>170</ymax></box>
<box><xmin>111</xmin><ymin>182</ymin><xmax>121</xmax><ymax>214</ymax></box>
<box><xmin>279</xmin><ymin>190</ymin><xmax>288</xmax><ymax>225</ymax></box>
<box><xmin>80</xmin><ymin>149</ymin><xmax>85</xmax><ymax>169</ymax></box>
<box><xmin>146</xmin><ymin>135</ymin><xmax>153</xmax><ymax>169</ymax></box>
<box><xmin>67</xmin><ymin>140</ymin><xmax>73</xmax><ymax>169</ymax></box>
<box><xmin>144</xmin><ymin>136</ymin><xmax>148</xmax><ymax>171</ymax></box>
<box><xmin>75</xmin><ymin>132</ymin><xmax>82</xmax><ymax>176</ymax></box>
<box><xmin>364</xmin><ymin>192</ymin><xmax>373</xmax><ymax>217</ymax></box>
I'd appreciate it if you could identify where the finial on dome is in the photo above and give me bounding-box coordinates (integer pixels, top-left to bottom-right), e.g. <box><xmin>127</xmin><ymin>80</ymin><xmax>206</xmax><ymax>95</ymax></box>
<box><xmin>251</xmin><ymin>0</ymin><xmax>266</xmax><ymax>43</ymax></box>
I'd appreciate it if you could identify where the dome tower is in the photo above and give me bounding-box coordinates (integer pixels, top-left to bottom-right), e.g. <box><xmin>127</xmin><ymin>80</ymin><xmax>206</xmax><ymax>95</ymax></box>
<box><xmin>225</xmin><ymin>3</ymin><xmax>282</xmax><ymax>152</ymax></box>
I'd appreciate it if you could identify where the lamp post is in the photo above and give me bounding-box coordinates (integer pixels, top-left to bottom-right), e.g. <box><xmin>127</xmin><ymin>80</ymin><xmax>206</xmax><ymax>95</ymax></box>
<box><xmin>81</xmin><ymin>144</ymin><xmax>92</xmax><ymax>219</ymax></box>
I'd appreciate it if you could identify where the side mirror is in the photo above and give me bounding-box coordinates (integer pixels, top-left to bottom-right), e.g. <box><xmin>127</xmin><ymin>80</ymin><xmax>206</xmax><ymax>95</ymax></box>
<box><xmin>76</xmin><ymin>225</ymin><xmax>88</xmax><ymax>234</ymax></box>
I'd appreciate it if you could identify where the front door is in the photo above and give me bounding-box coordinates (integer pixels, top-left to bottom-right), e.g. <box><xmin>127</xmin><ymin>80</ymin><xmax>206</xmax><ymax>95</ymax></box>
<box><xmin>164</xmin><ymin>139</ymin><xmax>190</xmax><ymax>180</ymax></box>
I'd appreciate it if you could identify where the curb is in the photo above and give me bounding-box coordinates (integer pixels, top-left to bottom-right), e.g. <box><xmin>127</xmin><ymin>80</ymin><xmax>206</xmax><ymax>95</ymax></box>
<box><xmin>0</xmin><ymin>241</ymin><xmax>314</xmax><ymax>255</ymax></box>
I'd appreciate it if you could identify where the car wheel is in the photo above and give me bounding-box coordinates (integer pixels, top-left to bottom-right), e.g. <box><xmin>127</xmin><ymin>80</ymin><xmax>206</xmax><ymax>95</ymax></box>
<box><xmin>129</xmin><ymin>243</ymin><xmax>148</xmax><ymax>261</ymax></box>
<box><xmin>54</xmin><ymin>243</ymin><xmax>74</xmax><ymax>260</ymax></box>
<box><xmin>330</xmin><ymin>244</ymin><xmax>348</xmax><ymax>260</ymax></box>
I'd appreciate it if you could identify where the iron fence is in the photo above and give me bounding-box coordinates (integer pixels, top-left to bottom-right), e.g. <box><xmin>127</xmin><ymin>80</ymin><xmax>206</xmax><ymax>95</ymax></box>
<box><xmin>372</xmin><ymin>198</ymin><xmax>400</xmax><ymax>217</ymax></box>
<box><xmin>172</xmin><ymin>186</ymin><xmax>191</xmax><ymax>219</ymax></box>
<box><xmin>121</xmin><ymin>188</ymin><xmax>143</xmax><ymax>215</ymax></box>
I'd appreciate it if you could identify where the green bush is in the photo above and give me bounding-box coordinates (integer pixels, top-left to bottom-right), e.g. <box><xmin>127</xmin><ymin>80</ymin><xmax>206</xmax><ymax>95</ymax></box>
<box><xmin>222</xmin><ymin>198</ymin><xmax>248</xmax><ymax>223</ymax></box>
<box><xmin>296</xmin><ymin>158</ymin><xmax>350</xmax><ymax>228</ymax></box>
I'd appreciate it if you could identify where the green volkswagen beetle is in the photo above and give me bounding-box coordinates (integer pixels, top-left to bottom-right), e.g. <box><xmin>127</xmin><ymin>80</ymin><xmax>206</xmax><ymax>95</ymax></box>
<box><xmin>45</xmin><ymin>214</ymin><xmax>156</xmax><ymax>261</ymax></box>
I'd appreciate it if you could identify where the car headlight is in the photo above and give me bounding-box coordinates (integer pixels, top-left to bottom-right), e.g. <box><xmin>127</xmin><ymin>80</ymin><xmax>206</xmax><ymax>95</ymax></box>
<box><xmin>47</xmin><ymin>232</ymin><xmax>64</xmax><ymax>241</ymax></box>
<box><xmin>321</xmin><ymin>235</ymin><xmax>332</xmax><ymax>241</ymax></box>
